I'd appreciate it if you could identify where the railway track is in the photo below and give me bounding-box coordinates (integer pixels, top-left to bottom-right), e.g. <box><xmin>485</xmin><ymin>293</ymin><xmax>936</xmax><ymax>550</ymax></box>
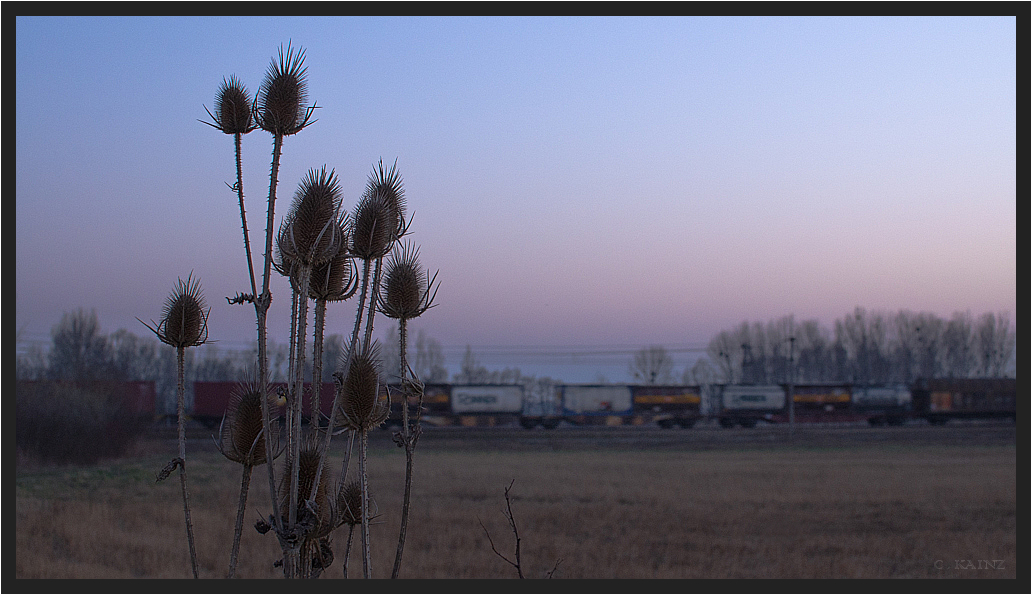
<box><xmin>146</xmin><ymin>419</ymin><xmax>1015</xmax><ymax>453</ymax></box>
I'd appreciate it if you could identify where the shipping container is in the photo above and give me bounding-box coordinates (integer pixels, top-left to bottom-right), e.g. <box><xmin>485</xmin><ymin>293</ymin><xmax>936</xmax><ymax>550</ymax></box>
<box><xmin>561</xmin><ymin>385</ymin><xmax>634</xmax><ymax>416</ymax></box>
<box><xmin>631</xmin><ymin>385</ymin><xmax>703</xmax><ymax>428</ymax></box>
<box><xmin>450</xmin><ymin>384</ymin><xmax>525</xmax><ymax>414</ymax></box>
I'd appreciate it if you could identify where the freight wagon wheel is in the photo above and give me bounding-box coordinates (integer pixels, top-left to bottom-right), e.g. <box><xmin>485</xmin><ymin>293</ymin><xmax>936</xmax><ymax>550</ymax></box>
<box><xmin>657</xmin><ymin>419</ymin><xmax>676</xmax><ymax>429</ymax></box>
<box><xmin>678</xmin><ymin>419</ymin><xmax>696</xmax><ymax>429</ymax></box>
<box><xmin>541</xmin><ymin>418</ymin><xmax>561</xmax><ymax>429</ymax></box>
<box><xmin>718</xmin><ymin>418</ymin><xmax>735</xmax><ymax>429</ymax></box>
<box><xmin>739</xmin><ymin>419</ymin><xmax>757</xmax><ymax>429</ymax></box>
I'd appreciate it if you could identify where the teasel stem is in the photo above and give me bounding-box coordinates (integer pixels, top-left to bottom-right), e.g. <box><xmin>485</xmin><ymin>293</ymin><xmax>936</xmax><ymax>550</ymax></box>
<box><xmin>310</xmin><ymin>298</ymin><xmax>327</xmax><ymax>429</ymax></box>
<box><xmin>287</xmin><ymin>265</ymin><xmax>313</xmax><ymax>554</ymax></box>
<box><xmin>233</xmin><ymin>132</ymin><xmax>259</xmax><ymax>302</ymax></box>
<box><xmin>307</xmin><ymin>258</ymin><xmax>369</xmax><ymax>530</ymax></box>
<box><xmin>359</xmin><ymin>427</ymin><xmax>372</xmax><ymax>578</ymax></box>
<box><xmin>362</xmin><ymin>257</ymin><xmax>384</xmax><ymax>347</ymax></box>
<box><xmin>391</xmin><ymin>318</ymin><xmax>413</xmax><ymax>578</ymax></box>
<box><xmin>176</xmin><ymin>345</ymin><xmax>199</xmax><ymax>578</ymax></box>
<box><xmin>343</xmin><ymin>524</ymin><xmax>356</xmax><ymax>578</ymax></box>
<box><xmin>257</xmin><ymin>132</ymin><xmax>285</xmax><ymax>552</ymax></box>
<box><xmin>228</xmin><ymin>463</ymin><xmax>252</xmax><ymax>578</ymax></box>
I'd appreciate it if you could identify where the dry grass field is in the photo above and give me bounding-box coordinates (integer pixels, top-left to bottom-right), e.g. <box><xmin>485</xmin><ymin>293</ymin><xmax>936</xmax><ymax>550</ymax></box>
<box><xmin>15</xmin><ymin>424</ymin><xmax>1016</xmax><ymax>580</ymax></box>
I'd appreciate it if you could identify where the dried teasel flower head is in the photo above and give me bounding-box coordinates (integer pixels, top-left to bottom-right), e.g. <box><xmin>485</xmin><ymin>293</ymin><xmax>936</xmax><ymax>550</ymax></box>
<box><xmin>378</xmin><ymin>241</ymin><xmax>439</xmax><ymax>321</ymax></box>
<box><xmin>349</xmin><ymin>186</ymin><xmax>394</xmax><ymax>261</ymax></box>
<box><xmin>216</xmin><ymin>372</ymin><xmax>280</xmax><ymax>467</ymax></box>
<box><xmin>334</xmin><ymin>479</ymin><xmax>363</xmax><ymax>528</ymax></box>
<box><xmin>364</xmin><ymin>158</ymin><xmax>407</xmax><ymax>239</ymax></box>
<box><xmin>256</xmin><ymin>42</ymin><xmax>315</xmax><ymax>136</ymax></box>
<box><xmin>333</xmin><ymin>340</ymin><xmax>390</xmax><ymax>431</ymax></box>
<box><xmin>279</xmin><ymin>167</ymin><xmax>343</xmax><ymax>268</ymax></box>
<box><xmin>309</xmin><ymin>224</ymin><xmax>357</xmax><ymax>302</ymax></box>
<box><xmin>201</xmin><ymin>75</ymin><xmax>256</xmax><ymax>135</ymax></box>
<box><xmin>278</xmin><ymin>434</ymin><xmax>332</xmax><ymax>536</ymax></box>
<box><xmin>140</xmin><ymin>273</ymin><xmax>209</xmax><ymax>349</ymax></box>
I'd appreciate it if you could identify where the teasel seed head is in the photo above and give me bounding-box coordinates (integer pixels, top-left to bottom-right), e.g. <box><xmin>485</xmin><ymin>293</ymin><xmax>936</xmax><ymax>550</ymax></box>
<box><xmin>309</xmin><ymin>224</ymin><xmax>357</xmax><ymax>302</ymax></box>
<box><xmin>278</xmin><ymin>434</ymin><xmax>332</xmax><ymax>536</ymax></box>
<box><xmin>334</xmin><ymin>479</ymin><xmax>363</xmax><ymax>528</ymax></box>
<box><xmin>378</xmin><ymin>241</ymin><xmax>439</xmax><ymax>321</ymax></box>
<box><xmin>140</xmin><ymin>273</ymin><xmax>209</xmax><ymax>349</ymax></box>
<box><xmin>256</xmin><ymin>42</ymin><xmax>315</xmax><ymax>136</ymax></box>
<box><xmin>279</xmin><ymin>167</ymin><xmax>344</xmax><ymax>267</ymax></box>
<box><xmin>349</xmin><ymin>187</ymin><xmax>394</xmax><ymax>261</ymax></box>
<box><xmin>201</xmin><ymin>75</ymin><xmax>256</xmax><ymax>135</ymax></box>
<box><xmin>216</xmin><ymin>372</ymin><xmax>279</xmax><ymax>466</ymax></box>
<box><xmin>365</xmin><ymin>158</ymin><xmax>407</xmax><ymax>239</ymax></box>
<box><xmin>334</xmin><ymin>340</ymin><xmax>390</xmax><ymax>431</ymax></box>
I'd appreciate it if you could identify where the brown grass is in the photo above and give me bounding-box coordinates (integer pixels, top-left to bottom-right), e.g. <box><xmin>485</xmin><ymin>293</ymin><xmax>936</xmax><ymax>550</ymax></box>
<box><xmin>16</xmin><ymin>433</ymin><xmax>1016</xmax><ymax>579</ymax></box>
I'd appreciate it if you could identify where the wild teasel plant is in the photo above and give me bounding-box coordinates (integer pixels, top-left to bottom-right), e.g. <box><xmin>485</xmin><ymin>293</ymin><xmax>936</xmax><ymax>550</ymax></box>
<box><xmin>276</xmin><ymin>433</ymin><xmax>334</xmax><ymax>578</ymax></box>
<box><xmin>332</xmin><ymin>339</ymin><xmax>390</xmax><ymax>578</ymax></box>
<box><xmin>139</xmin><ymin>272</ymin><xmax>210</xmax><ymax>579</ymax></box>
<box><xmin>275</xmin><ymin>167</ymin><xmax>345</xmax><ymax>578</ymax></box>
<box><xmin>216</xmin><ymin>374</ymin><xmax>282</xmax><ymax>578</ymax></box>
<box><xmin>333</xmin><ymin>478</ymin><xmax>369</xmax><ymax>578</ymax></box>
<box><xmin>377</xmin><ymin>241</ymin><xmax>439</xmax><ymax>578</ymax></box>
<box><xmin>201</xmin><ymin>45</ymin><xmax>439</xmax><ymax>579</ymax></box>
<box><xmin>308</xmin><ymin>232</ymin><xmax>358</xmax><ymax>429</ymax></box>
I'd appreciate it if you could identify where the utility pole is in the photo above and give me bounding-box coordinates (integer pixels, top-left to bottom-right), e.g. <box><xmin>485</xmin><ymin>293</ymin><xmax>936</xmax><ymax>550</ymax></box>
<box><xmin>788</xmin><ymin>335</ymin><xmax>796</xmax><ymax>437</ymax></box>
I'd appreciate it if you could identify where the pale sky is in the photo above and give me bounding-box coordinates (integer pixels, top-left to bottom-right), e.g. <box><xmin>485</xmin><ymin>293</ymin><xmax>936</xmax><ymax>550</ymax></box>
<box><xmin>15</xmin><ymin>16</ymin><xmax>1017</xmax><ymax>381</ymax></box>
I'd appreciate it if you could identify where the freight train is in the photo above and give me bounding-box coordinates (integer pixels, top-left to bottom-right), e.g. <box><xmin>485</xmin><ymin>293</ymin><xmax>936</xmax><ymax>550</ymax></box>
<box><xmin>176</xmin><ymin>377</ymin><xmax>1015</xmax><ymax>429</ymax></box>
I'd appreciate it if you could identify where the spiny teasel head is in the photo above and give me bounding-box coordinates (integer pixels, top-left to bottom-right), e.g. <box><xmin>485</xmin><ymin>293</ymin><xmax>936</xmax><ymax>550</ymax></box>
<box><xmin>334</xmin><ymin>479</ymin><xmax>363</xmax><ymax>528</ymax></box>
<box><xmin>202</xmin><ymin>75</ymin><xmax>256</xmax><ymax>135</ymax></box>
<box><xmin>141</xmin><ymin>273</ymin><xmax>209</xmax><ymax>349</ymax></box>
<box><xmin>333</xmin><ymin>340</ymin><xmax>390</xmax><ymax>431</ymax></box>
<box><xmin>349</xmin><ymin>187</ymin><xmax>394</xmax><ymax>261</ymax></box>
<box><xmin>378</xmin><ymin>241</ymin><xmax>438</xmax><ymax>321</ymax></box>
<box><xmin>217</xmin><ymin>373</ymin><xmax>279</xmax><ymax>467</ymax></box>
<box><xmin>309</xmin><ymin>227</ymin><xmax>357</xmax><ymax>302</ymax></box>
<box><xmin>279</xmin><ymin>167</ymin><xmax>344</xmax><ymax>267</ymax></box>
<box><xmin>365</xmin><ymin>159</ymin><xmax>407</xmax><ymax>239</ymax></box>
<box><xmin>256</xmin><ymin>42</ymin><xmax>315</xmax><ymax>136</ymax></box>
<box><xmin>278</xmin><ymin>434</ymin><xmax>332</xmax><ymax>536</ymax></box>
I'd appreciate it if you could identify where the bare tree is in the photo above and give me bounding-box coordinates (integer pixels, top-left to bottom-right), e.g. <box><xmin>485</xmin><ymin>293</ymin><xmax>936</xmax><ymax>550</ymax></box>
<box><xmin>49</xmin><ymin>308</ymin><xmax>113</xmax><ymax>382</ymax></box>
<box><xmin>414</xmin><ymin>329</ymin><xmax>448</xmax><ymax>383</ymax></box>
<box><xmin>976</xmin><ymin>311</ymin><xmax>1015</xmax><ymax>377</ymax></box>
<box><xmin>629</xmin><ymin>345</ymin><xmax>674</xmax><ymax>384</ymax></box>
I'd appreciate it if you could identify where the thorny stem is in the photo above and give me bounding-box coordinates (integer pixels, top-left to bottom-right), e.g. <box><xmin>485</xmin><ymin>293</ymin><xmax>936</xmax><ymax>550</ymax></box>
<box><xmin>227</xmin><ymin>464</ymin><xmax>253</xmax><ymax>578</ymax></box>
<box><xmin>287</xmin><ymin>265</ymin><xmax>313</xmax><ymax>560</ymax></box>
<box><xmin>309</xmin><ymin>257</ymin><xmax>370</xmax><ymax>516</ymax></box>
<box><xmin>362</xmin><ymin>257</ymin><xmax>384</xmax><ymax>347</ymax></box>
<box><xmin>359</xmin><ymin>428</ymin><xmax>372</xmax><ymax>578</ymax></box>
<box><xmin>391</xmin><ymin>318</ymin><xmax>416</xmax><ymax>579</ymax></box>
<box><xmin>257</xmin><ymin>133</ymin><xmax>288</xmax><ymax>574</ymax></box>
<box><xmin>342</xmin><ymin>524</ymin><xmax>355</xmax><ymax>578</ymax></box>
<box><xmin>176</xmin><ymin>345</ymin><xmax>199</xmax><ymax>578</ymax></box>
<box><xmin>233</xmin><ymin>132</ymin><xmax>259</xmax><ymax>301</ymax></box>
<box><xmin>311</xmin><ymin>299</ymin><xmax>327</xmax><ymax>430</ymax></box>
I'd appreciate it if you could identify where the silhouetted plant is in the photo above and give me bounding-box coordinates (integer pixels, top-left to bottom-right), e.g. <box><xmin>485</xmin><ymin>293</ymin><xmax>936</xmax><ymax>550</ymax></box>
<box><xmin>140</xmin><ymin>272</ymin><xmax>210</xmax><ymax>579</ymax></box>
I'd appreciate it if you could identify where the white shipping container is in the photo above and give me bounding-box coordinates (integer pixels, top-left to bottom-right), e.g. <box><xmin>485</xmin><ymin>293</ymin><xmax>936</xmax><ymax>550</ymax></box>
<box><xmin>562</xmin><ymin>385</ymin><xmax>633</xmax><ymax>414</ymax></box>
<box><xmin>721</xmin><ymin>385</ymin><xmax>786</xmax><ymax>411</ymax></box>
<box><xmin>450</xmin><ymin>385</ymin><xmax>525</xmax><ymax>414</ymax></box>
<box><xmin>853</xmin><ymin>386</ymin><xmax>911</xmax><ymax>407</ymax></box>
